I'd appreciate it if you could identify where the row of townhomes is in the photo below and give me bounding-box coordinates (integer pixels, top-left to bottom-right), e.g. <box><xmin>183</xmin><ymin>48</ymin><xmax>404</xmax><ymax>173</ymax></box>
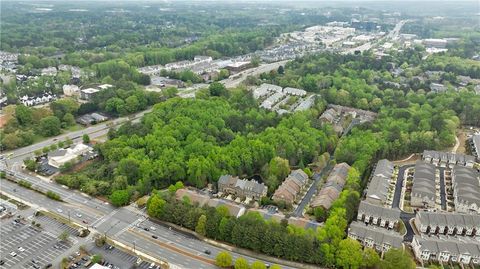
<box><xmin>357</xmin><ymin>201</ymin><xmax>401</xmax><ymax>229</ymax></box>
<box><xmin>422</xmin><ymin>150</ymin><xmax>475</xmax><ymax>168</ymax></box>
<box><xmin>411</xmin><ymin>161</ymin><xmax>437</xmax><ymax>209</ymax></box>
<box><xmin>311</xmin><ymin>163</ymin><xmax>351</xmax><ymax>209</ymax></box>
<box><xmin>469</xmin><ymin>134</ymin><xmax>480</xmax><ymax>158</ymax></box>
<box><xmin>217</xmin><ymin>175</ymin><xmax>268</xmax><ymax>202</ymax></box>
<box><xmin>272</xmin><ymin>169</ymin><xmax>309</xmax><ymax>206</ymax></box>
<box><xmin>414</xmin><ymin>211</ymin><xmax>479</xmax><ymax>237</ymax></box>
<box><xmin>348</xmin><ymin>221</ymin><xmax>404</xmax><ymax>254</ymax></box>
<box><xmin>364</xmin><ymin>159</ymin><xmax>396</xmax><ymax>206</ymax></box>
<box><xmin>452</xmin><ymin>165</ymin><xmax>480</xmax><ymax>214</ymax></box>
<box><xmin>412</xmin><ymin>235</ymin><xmax>480</xmax><ymax>265</ymax></box>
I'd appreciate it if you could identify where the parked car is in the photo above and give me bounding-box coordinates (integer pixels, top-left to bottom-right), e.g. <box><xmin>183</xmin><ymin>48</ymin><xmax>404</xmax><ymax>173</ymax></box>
<box><xmin>151</xmin><ymin>235</ymin><xmax>158</xmax><ymax>239</ymax></box>
<box><xmin>204</xmin><ymin>249</ymin><xmax>211</xmax><ymax>255</ymax></box>
<box><xmin>10</xmin><ymin>251</ymin><xmax>17</xmax><ymax>257</ymax></box>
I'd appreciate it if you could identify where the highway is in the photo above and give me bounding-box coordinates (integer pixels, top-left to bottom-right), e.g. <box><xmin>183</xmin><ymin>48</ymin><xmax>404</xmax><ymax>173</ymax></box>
<box><xmin>221</xmin><ymin>60</ymin><xmax>289</xmax><ymax>88</ymax></box>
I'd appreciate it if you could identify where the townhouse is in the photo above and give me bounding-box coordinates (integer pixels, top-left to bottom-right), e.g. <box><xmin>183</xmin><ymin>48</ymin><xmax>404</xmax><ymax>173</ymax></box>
<box><xmin>311</xmin><ymin>163</ymin><xmax>351</xmax><ymax>210</ymax></box>
<box><xmin>348</xmin><ymin>221</ymin><xmax>403</xmax><ymax>253</ymax></box>
<box><xmin>357</xmin><ymin>201</ymin><xmax>400</xmax><ymax>229</ymax></box>
<box><xmin>365</xmin><ymin>159</ymin><xmax>395</xmax><ymax>206</ymax></box>
<box><xmin>415</xmin><ymin>211</ymin><xmax>479</xmax><ymax>237</ymax></box>
<box><xmin>422</xmin><ymin>150</ymin><xmax>475</xmax><ymax>168</ymax></box>
<box><xmin>411</xmin><ymin>161</ymin><xmax>436</xmax><ymax>208</ymax></box>
<box><xmin>452</xmin><ymin>166</ymin><xmax>480</xmax><ymax>214</ymax></box>
<box><xmin>412</xmin><ymin>235</ymin><xmax>480</xmax><ymax>265</ymax></box>
<box><xmin>272</xmin><ymin>169</ymin><xmax>309</xmax><ymax>205</ymax></box>
<box><xmin>218</xmin><ymin>175</ymin><xmax>268</xmax><ymax>201</ymax></box>
<box><xmin>469</xmin><ymin>134</ymin><xmax>480</xmax><ymax>158</ymax></box>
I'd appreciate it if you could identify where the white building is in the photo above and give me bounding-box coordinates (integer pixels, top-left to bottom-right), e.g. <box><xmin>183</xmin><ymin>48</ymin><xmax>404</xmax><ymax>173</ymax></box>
<box><xmin>48</xmin><ymin>144</ymin><xmax>92</xmax><ymax>168</ymax></box>
<box><xmin>63</xmin><ymin>85</ymin><xmax>80</xmax><ymax>96</ymax></box>
<box><xmin>283</xmin><ymin>87</ymin><xmax>306</xmax><ymax>96</ymax></box>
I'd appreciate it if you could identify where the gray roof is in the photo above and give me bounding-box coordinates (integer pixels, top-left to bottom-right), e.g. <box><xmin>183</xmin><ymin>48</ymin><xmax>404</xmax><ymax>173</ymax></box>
<box><xmin>358</xmin><ymin>201</ymin><xmax>400</xmax><ymax>221</ymax></box>
<box><xmin>412</xmin><ymin>161</ymin><xmax>436</xmax><ymax>200</ymax></box>
<box><xmin>472</xmin><ymin>134</ymin><xmax>480</xmax><ymax>157</ymax></box>
<box><xmin>423</xmin><ymin>150</ymin><xmax>476</xmax><ymax>165</ymax></box>
<box><xmin>349</xmin><ymin>221</ymin><xmax>403</xmax><ymax>249</ymax></box>
<box><xmin>414</xmin><ymin>235</ymin><xmax>480</xmax><ymax>256</ymax></box>
<box><xmin>365</xmin><ymin>159</ymin><xmax>394</xmax><ymax>204</ymax></box>
<box><xmin>417</xmin><ymin>211</ymin><xmax>479</xmax><ymax>229</ymax></box>
<box><xmin>452</xmin><ymin>166</ymin><xmax>480</xmax><ymax>207</ymax></box>
<box><xmin>289</xmin><ymin>169</ymin><xmax>309</xmax><ymax>186</ymax></box>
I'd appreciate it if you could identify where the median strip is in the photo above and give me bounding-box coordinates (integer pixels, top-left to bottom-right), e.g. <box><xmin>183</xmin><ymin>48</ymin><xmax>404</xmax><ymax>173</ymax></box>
<box><xmin>127</xmin><ymin>228</ymin><xmax>216</xmax><ymax>266</ymax></box>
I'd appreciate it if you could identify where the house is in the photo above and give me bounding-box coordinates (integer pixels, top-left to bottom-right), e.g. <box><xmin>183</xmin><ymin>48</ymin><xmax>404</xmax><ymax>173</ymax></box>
<box><xmin>175</xmin><ymin>189</ymin><xmax>246</xmax><ymax>218</ymax></box>
<box><xmin>217</xmin><ymin>175</ymin><xmax>268</xmax><ymax>201</ymax></box>
<box><xmin>414</xmin><ymin>211</ymin><xmax>479</xmax><ymax>236</ymax></box>
<box><xmin>357</xmin><ymin>201</ymin><xmax>400</xmax><ymax>229</ymax></box>
<box><xmin>80</xmin><ymin>88</ymin><xmax>101</xmax><ymax>100</ymax></box>
<box><xmin>412</xmin><ymin>235</ymin><xmax>480</xmax><ymax>265</ymax></box>
<box><xmin>272</xmin><ymin>169</ymin><xmax>309</xmax><ymax>205</ymax></box>
<box><xmin>63</xmin><ymin>85</ymin><xmax>80</xmax><ymax>96</ymax></box>
<box><xmin>365</xmin><ymin>159</ymin><xmax>395</xmax><ymax>206</ymax></box>
<box><xmin>430</xmin><ymin>83</ymin><xmax>447</xmax><ymax>93</ymax></box>
<box><xmin>260</xmin><ymin>92</ymin><xmax>285</xmax><ymax>110</ymax></box>
<box><xmin>422</xmin><ymin>150</ymin><xmax>475</xmax><ymax>168</ymax></box>
<box><xmin>283</xmin><ymin>87</ymin><xmax>306</xmax><ymax>96</ymax></box>
<box><xmin>225</xmin><ymin>61</ymin><xmax>251</xmax><ymax>73</ymax></box>
<box><xmin>252</xmin><ymin>83</ymin><xmax>282</xmax><ymax>99</ymax></box>
<box><xmin>452</xmin><ymin>166</ymin><xmax>480</xmax><ymax>214</ymax></box>
<box><xmin>468</xmin><ymin>134</ymin><xmax>480</xmax><ymax>158</ymax></box>
<box><xmin>207</xmin><ymin>199</ymin><xmax>246</xmax><ymax>218</ymax></box>
<box><xmin>20</xmin><ymin>93</ymin><xmax>56</xmax><ymax>107</ymax></box>
<box><xmin>411</xmin><ymin>161</ymin><xmax>436</xmax><ymax>208</ymax></box>
<box><xmin>48</xmin><ymin>144</ymin><xmax>92</xmax><ymax>168</ymax></box>
<box><xmin>311</xmin><ymin>163</ymin><xmax>351</xmax><ymax>209</ymax></box>
<box><xmin>348</xmin><ymin>221</ymin><xmax>403</xmax><ymax>253</ymax></box>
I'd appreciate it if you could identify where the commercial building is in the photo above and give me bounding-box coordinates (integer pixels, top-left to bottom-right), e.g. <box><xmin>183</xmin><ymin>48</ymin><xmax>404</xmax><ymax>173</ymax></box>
<box><xmin>311</xmin><ymin>163</ymin><xmax>351</xmax><ymax>210</ymax></box>
<box><xmin>218</xmin><ymin>175</ymin><xmax>268</xmax><ymax>201</ymax></box>
<box><xmin>62</xmin><ymin>85</ymin><xmax>80</xmax><ymax>96</ymax></box>
<box><xmin>411</xmin><ymin>161</ymin><xmax>436</xmax><ymax>208</ymax></box>
<box><xmin>357</xmin><ymin>201</ymin><xmax>400</xmax><ymax>229</ymax></box>
<box><xmin>412</xmin><ymin>235</ymin><xmax>480</xmax><ymax>265</ymax></box>
<box><xmin>414</xmin><ymin>211</ymin><xmax>479</xmax><ymax>237</ymax></box>
<box><xmin>80</xmin><ymin>84</ymin><xmax>113</xmax><ymax>100</ymax></box>
<box><xmin>225</xmin><ymin>61</ymin><xmax>251</xmax><ymax>73</ymax></box>
<box><xmin>48</xmin><ymin>144</ymin><xmax>92</xmax><ymax>168</ymax></box>
<box><xmin>452</xmin><ymin>166</ymin><xmax>480</xmax><ymax>214</ymax></box>
<box><xmin>272</xmin><ymin>169</ymin><xmax>309</xmax><ymax>205</ymax></box>
<box><xmin>365</xmin><ymin>159</ymin><xmax>395</xmax><ymax>206</ymax></box>
<box><xmin>76</xmin><ymin>113</ymin><xmax>109</xmax><ymax>126</ymax></box>
<box><xmin>348</xmin><ymin>221</ymin><xmax>403</xmax><ymax>253</ymax></box>
<box><xmin>422</xmin><ymin>150</ymin><xmax>475</xmax><ymax>168</ymax></box>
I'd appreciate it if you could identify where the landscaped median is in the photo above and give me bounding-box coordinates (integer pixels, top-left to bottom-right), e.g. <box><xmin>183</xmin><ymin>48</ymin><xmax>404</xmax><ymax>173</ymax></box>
<box><xmin>2</xmin><ymin>173</ymin><xmax>63</xmax><ymax>201</ymax></box>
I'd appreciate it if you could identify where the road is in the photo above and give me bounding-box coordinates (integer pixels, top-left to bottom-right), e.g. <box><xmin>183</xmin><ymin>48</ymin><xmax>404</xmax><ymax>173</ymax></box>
<box><xmin>1</xmin><ymin>107</ymin><xmax>153</xmax><ymax>168</ymax></box>
<box><xmin>0</xmin><ymin>169</ymin><xmax>301</xmax><ymax>269</ymax></box>
<box><xmin>438</xmin><ymin>167</ymin><xmax>447</xmax><ymax>210</ymax></box>
<box><xmin>221</xmin><ymin>60</ymin><xmax>289</xmax><ymax>88</ymax></box>
<box><xmin>393</xmin><ymin>164</ymin><xmax>415</xmax><ymax>242</ymax></box>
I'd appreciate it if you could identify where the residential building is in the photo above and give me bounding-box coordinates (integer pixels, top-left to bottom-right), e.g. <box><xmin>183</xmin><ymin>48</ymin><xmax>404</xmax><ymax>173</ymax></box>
<box><xmin>365</xmin><ymin>159</ymin><xmax>395</xmax><ymax>206</ymax></box>
<box><xmin>415</xmin><ymin>211</ymin><xmax>479</xmax><ymax>237</ymax></box>
<box><xmin>430</xmin><ymin>83</ymin><xmax>447</xmax><ymax>93</ymax></box>
<box><xmin>175</xmin><ymin>189</ymin><xmax>245</xmax><ymax>217</ymax></box>
<box><xmin>412</xmin><ymin>235</ymin><xmax>480</xmax><ymax>265</ymax></box>
<box><xmin>260</xmin><ymin>92</ymin><xmax>285</xmax><ymax>110</ymax></box>
<box><xmin>62</xmin><ymin>85</ymin><xmax>80</xmax><ymax>96</ymax></box>
<box><xmin>48</xmin><ymin>144</ymin><xmax>92</xmax><ymax>168</ymax></box>
<box><xmin>452</xmin><ymin>166</ymin><xmax>480</xmax><ymax>214</ymax></box>
<box><xmin>311</xmin><ymin>163</ymin><xmax>351</xmax><ymax>209</ymax></box>
<box><xmin>217</xmin><ymin>175</ymin><xmax>268</xmax><ymax>201</ymax></box>
<box><xmin>80</xmin><ymin>88</ymin><xmax>101</xmax><ymax>100</ymax></box>
<box><xmin>423</xmin><ymin>39</ymin><xmax>448</xmax><ymax>48</ymax></box>
<box><xmin>411</xmin><ymin>161</ymin><xmax>436</xmax><ymax>208</ymax></box>
<box><xmin>283</xmin><ymin>87</ymin><xmax>306</xmax><ymax>96</ymax></box>
<box><xmin>357</xmin><ymin>201</ymin><xmax>400</xmax><ymax>229</ymax></box>
<box><xmin>272</xmin><ymin>169</ymin><xmax>309</xmax><ymax>205</ymax></box>
<box><xmin>252</xmin><ymin>83</ymin><xmax>282</xmax><ymax>99</ymax></box>
<box><xmin>225</xmin><ymin>61</ymin><xmax>251</xmax><ymax>73</ymax></box>
<box><xmin>19</xmin><ymin>93</ymin><xmax>56</xmax><ymax>107</ymax></box>
<box><xmin>468</xmin><ymin>134</ymin><xmax>480</xmax><ymax>158</ymax></box>
<box><xmin>423</xmin><ymin>150</ymin><xmax>476</xmax><ymax>168</ymax></box>
<box><xmin>348</xmin><ymin>221</ymin><xmax>403</xmax><ymax>253</ymax></box>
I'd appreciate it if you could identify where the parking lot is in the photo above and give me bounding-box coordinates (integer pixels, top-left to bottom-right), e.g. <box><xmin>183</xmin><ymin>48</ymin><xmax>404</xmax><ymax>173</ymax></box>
<box><xmin>0</xmin><ymin>218</ymin><xmax>73</xmax><ymax>269</ymax></box>
<box><xmin>88</xmin><ymin>244</ymin><xmax>160</xmax><ymax>269</ymax></box>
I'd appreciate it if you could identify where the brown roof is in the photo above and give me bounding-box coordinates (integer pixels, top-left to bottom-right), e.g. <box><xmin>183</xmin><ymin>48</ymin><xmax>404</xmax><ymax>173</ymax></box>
<box><xmin>175</xmin><ymin>189</ymin><xmax>210</xmax><ymax>206</ymax></box>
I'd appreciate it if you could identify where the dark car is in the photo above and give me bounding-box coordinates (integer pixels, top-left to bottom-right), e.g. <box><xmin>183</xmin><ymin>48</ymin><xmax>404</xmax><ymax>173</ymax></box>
<box><xmin>0</xmin><ymin>260</ymin><xmax>4</xmax><ymax>265</ymax></box>
<box><xmin>143</xmin><ymin>227</ymin><xmax>150</xmax><ymax>231</ymax></box>
<box><xmin>151</xmin><ymin>235</ymin><xmax>158</xmax><ymax>239</ymax></box>
<box><xmin>204</xmin><ymin>250</ymin><xmax>211</xmax><ymax>255</ymax></box>
<box><xmin>45</xmin><ymin>264</ymin><xmax>52</xmax><ymax>269</ymax></box>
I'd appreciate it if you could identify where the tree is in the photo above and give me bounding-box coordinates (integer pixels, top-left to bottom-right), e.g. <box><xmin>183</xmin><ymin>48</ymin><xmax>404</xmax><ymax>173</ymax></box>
<box><xmin>277</xmin><ymin>65</ymin><xmax>284</xmax><ymax>75</ymax></box>
<box><xmin>91</xmin><ymin>254</ymin><xmax>102</xmax><ymax>264</ymax></box>
<box><xmin>63</xmin><ymin>113</ymin><xmax>75</xmax><ymax>127</ymax></box>
<box><xmin>38</xmin><ymin>116</ymin><xmax>61</xmax><ymax>137</ymax></box>
<box><xmin>15</xmin><ymin>105</ymin><xmax>33</xmax><ymax>126</ymax></box>
<box><xmin>335</xmin><ymin>238</ymin><xmax>363</xmax><ymax>269</ymax></box>
<box><xmin>82</xmin><ymin>134</ymin><xmax>90</xmax><ymax>144</ymax></box>
<box><xmin>234</xmin><ymin>257</ymin><xmax>249</xmax><ymax>269</ymax></box>
<box><xmin>362</xmin><ymin>248</ymin><xmax>380</xmax><ymax>268</ymax></box>
<box><xmin>216</xmin><ymin>251</ymin><xmax>233</xmax><ymax>268</ymax></box>
<box><xmin>251</xmin><ymin>261</ymin><xmax>266</xmax><ymax>269</ymax></box>
<box><xmin>195</xmin><ymin>214</ymin><xmax>207</xmax><ymax>236</ymax></box>
<box><xmin>209</xmin><ymin>82</ymin><xmax>228</xmax><ymax>97</ymax></box>
<box><xmin>109</xmin><ymin>190</ymin><xmax>130</xmax><ymax>207</ymax></box>
<box><xmin>147</xmin><ymin>195</ymin><xmax>166</xmax><ymax>218</ymax></box>
<box><xmin>58</xmin><ymin>231</ymin><xmax>69</xmax><ymax>242</ymax></box>
<box><xmin>381</xmin><ymin>248</ymin><xmax>416</xmax><ymax>269</ymax></box>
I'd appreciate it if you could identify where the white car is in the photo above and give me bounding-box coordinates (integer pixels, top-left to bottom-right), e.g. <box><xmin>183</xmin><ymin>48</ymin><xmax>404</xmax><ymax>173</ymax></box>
<box><xmin>10</xmin><ymin>251</ymin><xmax>17</xmax><ymax>257</ymax></box>
<box><xmin>76</xmin><ymin>213</ymin><xmax>82</xmax><ymax>218</ymax></box>
<box><xmin>57</xmin><ymin>208</ymin><xmax>63</xmax><ymax>213</ymax></box>
<box><xmin>150</xmin><ymin>226</ymin><xmax>156</xmax><ymax>231</ymax></box>
<box><xmin>18</xmin><ymin>247</ymin><xmax>25</xmax><ymax>252</ymax></box>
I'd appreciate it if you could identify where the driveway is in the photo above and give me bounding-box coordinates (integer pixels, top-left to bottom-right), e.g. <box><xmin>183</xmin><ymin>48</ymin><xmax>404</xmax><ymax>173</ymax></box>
<box><xmin>438</xmin><ymin>167</ymin><xmax>447</xmax><ymax>210</ymax></box>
